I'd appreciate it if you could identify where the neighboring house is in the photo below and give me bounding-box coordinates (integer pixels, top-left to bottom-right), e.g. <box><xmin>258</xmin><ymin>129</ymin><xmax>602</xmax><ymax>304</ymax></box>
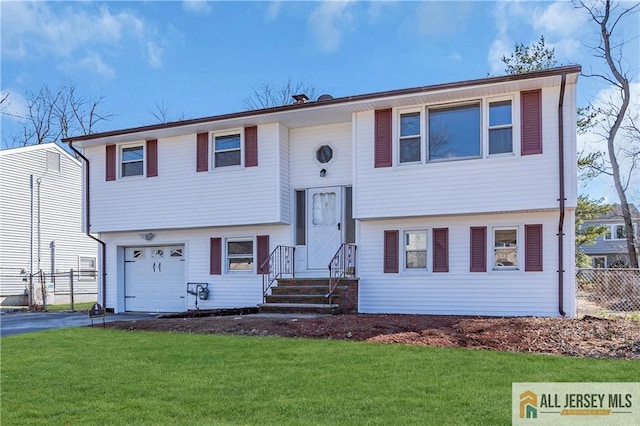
<box><xmin>62</xmin><ymin>65</ymin><xmax>581</xmax><ymax>317</ymax></box>
<box><xmin>581</xmin><ymin>204</ymin><xmax>640</xmax><ymax>268</ymax></box>
<box><xmin>0</xmin><ymin>143</ymin><xmax>98</xmax><ymax>305</ymax></box>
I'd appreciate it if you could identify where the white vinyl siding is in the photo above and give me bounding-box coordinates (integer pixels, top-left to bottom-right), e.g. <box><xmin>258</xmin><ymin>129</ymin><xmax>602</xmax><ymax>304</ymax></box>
<box><xmin>88</xmin><ymin>123</ymin><xmax>285</xmax><ymax>232</ymax></box>
<box><xmin>104</xmin><ymin>225</ymin><xmax>291</xmax><ymax>312</ymax></box>
<box><xmin>357</xmin><ymin>211</ymin><xmax>576</xmax><ymax>317</ymax></box>
<box><xmin>354</xmin><ymin>86</ymin><xmax>578</xmax><ymax>219</ymax></box>
<box><xmin>0</xmin><ymin>144</ymin><xmax>98</xmax><ymax>300</ymax></box>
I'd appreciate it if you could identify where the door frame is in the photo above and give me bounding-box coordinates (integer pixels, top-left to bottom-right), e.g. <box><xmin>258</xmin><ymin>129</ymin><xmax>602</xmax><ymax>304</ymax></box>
<box><xmin>304</xmin><ymin>186</ymin><xmax>344</xmax><ymax>270</ymax></box>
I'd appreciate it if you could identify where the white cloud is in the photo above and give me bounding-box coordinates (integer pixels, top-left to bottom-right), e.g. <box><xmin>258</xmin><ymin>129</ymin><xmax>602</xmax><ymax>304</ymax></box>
<box><xmin>1</xmin><ymin>2</ymin><xmax>167</xmax><ymax>76</ymax></box>
<box><xmin>308</xmin><ymin>1</ymin><xmax>354</xmax><ymax>52</ymax></box>
<box><xmin>487</xmin><ymin>37</ymin><xmax>511</xmax><ymax>75</ymax></box>
<box><xmin>265</xmin><ymin>1</ymin><xmax>282</xmax><ymax>22</ymax></box>
<box><xmin>78</xmin><ymin>53</ymin><xmax>116</xmax><ymax>79</ymax></box>
<box><xmin>449</xmin><ymin>51</ymin><xmax>462</xmax><ymax>62</ymax></box>
<box><xmin>182</xmin><ymin>0</ymin><xmax>212</xmax><ymax>16</ymax></box>
<box><xmin>532</xmin><ymin>1</ymin><xmax>587</xmax><ymax>39</ymax></box>
<box><xmin>146</xmin><ymin>42</ymin><xmax>164</xmax><ymax>69</ymax></box>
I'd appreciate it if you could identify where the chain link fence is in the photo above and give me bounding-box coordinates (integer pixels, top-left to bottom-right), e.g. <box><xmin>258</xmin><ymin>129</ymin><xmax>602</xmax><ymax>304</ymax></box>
<box><xmin>576</xmin><ymin>268</ymin><xmax>640</xmax><ymax>318</ymax></box>
<box><xmin>0</xmin><ymin>270</ymin><xmax>98</xmax><ymax>311</ymax></box>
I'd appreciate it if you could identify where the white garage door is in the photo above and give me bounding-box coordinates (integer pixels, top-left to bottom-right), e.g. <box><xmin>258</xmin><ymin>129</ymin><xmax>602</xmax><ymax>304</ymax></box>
<box><xmin>124</xmin><ymin>246</ymin><xmax>186</xmax><ymax>312</ymax></box>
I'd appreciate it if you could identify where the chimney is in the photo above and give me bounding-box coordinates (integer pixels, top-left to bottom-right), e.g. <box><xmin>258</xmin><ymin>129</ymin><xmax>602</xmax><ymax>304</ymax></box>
<box><xmin>292</xmin><ymin>94</ymin><xmax>309</xmax><ymax>104</ymax></box>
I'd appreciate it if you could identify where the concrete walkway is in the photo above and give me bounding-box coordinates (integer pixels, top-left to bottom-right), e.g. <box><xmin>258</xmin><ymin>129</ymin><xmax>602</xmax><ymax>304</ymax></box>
<box><xmin>0</xmin><ymin>311</ymin><xmax>160</xmax><ymax>337</ymax></box>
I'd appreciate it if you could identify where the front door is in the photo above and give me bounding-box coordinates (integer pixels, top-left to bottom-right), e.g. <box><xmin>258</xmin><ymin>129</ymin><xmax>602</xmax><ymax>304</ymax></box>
<box><xmin>307</xmin><ymin>187</ymin><xmax>342</xmax><ymax>269</ymax></box>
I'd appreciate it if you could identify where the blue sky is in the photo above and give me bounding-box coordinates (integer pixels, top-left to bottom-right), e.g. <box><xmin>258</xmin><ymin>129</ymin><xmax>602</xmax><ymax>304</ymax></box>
<box><xmin>1</xmin><ymin>0</ymin><xmax>638</xmax><ymax>201</ymax></box>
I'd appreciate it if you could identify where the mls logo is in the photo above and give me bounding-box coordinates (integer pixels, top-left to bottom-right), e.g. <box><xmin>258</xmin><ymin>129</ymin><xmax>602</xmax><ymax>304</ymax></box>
<box><xmin>520</xmin><ymin>391</ymin><xmax>538</xmax><ymax>419</ymax></box>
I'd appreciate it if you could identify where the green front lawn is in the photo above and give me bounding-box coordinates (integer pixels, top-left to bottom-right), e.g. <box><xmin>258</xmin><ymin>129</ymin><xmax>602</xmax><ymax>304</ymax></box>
<box><xmin>2</xmin><ymin>329</ymin><xmax>637</xmax><ymax>425</ymax></box>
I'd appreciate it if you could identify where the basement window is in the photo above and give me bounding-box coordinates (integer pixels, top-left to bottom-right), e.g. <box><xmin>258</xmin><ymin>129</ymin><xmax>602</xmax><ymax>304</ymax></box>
<box><xmin>227</xmin><ymin>239</ymin><xmax>253</xmax><ymax>272</ymax></box>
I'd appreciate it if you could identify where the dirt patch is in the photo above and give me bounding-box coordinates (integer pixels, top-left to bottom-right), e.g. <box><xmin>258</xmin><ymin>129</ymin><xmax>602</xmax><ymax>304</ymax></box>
<box><xmin>104</xmin><ymin>313</ymin><xmax>640</xmax><ymax>359</ymax></box>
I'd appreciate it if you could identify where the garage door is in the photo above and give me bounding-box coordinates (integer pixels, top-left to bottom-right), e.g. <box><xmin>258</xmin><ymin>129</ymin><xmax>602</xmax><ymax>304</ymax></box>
<box><xmin>124</xmin><ymin>246</ymin><xmax>186</xmax><ymax>312</ymax></box>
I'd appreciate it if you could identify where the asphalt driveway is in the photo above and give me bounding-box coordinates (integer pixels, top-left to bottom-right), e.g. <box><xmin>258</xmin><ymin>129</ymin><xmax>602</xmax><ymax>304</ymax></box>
<box><xmin>0</xmin><ymin>311</ymin><xmax>160</xmax><ymax>337</ymax></box>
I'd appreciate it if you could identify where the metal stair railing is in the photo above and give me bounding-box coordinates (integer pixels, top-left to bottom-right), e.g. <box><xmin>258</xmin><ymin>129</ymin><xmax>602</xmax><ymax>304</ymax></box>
<box><xmin>327</xmin><ymin>243</ymin><xmax>357</xmax><ymax>303</ymax></box>
<box><xmin>261</xmin><ymin>245</ymin><xmax>295</xmax><ymax>302</ymax></box>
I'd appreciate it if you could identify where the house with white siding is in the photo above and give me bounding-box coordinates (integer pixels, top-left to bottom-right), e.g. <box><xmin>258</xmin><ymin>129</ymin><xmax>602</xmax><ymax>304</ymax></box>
<box><xmin>0</xmin><ymin>143</ymin><xmax>98</xmax><ymax>306</ymax></box>
<box><xmin>62</xmin><ymin>65</ymin><xmax>580</xmax><ymax>317</ymax></box>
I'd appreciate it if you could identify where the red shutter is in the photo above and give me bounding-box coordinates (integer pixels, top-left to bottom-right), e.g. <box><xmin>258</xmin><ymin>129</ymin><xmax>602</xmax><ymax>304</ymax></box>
<box><xmin>433</xmin><ymin>228</ymin><xmax>449</xmax><ymax>273</ymax></box>
<box><xmin>470</xmin><ymin>226</ymin><xmax>487</xmax><ymax>272</ymax></box>
<box><xmin>256</xmin><ymin>235</ymin><xmax>269</xmax><ymax>274</ymax></box>
<box><xmin>105</xmin><ymin>144</ymin><xmax>116</xmax><ymax>181</ymax></box>
<box><xmin>525</xmin><ymin>224</ymin><xmax>543</xmax><ymax>272</ymax></box>
<box><xmin>375</xmin><ymin>109</ymin><xmax>392</xmax><ymax>168</ymax></box>
<box><xmin>146</xmin><ymin>139</ymin><xmax>158</xmax><ymax>177</ymax></box>
<box><xmin>244</xmin><ymin>126</ymin><xmax>258</xmax><ymax>167</ymax></box>
<box><xmin>521</xmin><ymin>90</ymin><xmax>542</xmax><ymax>155</ymax></box>
<box><xmin>210</xmin><ymin>237</ymin><xmax>222</xmax><ymax>275</ymax></box>
<box><xmin>196</xmin><ymin>133</ymin><xmax>209</xmax><ymax>172</ymax></box>
<box><xmin>384</xmin><ymin>230</ymin><xmax>399</xmax><ymax>273</ymax></box>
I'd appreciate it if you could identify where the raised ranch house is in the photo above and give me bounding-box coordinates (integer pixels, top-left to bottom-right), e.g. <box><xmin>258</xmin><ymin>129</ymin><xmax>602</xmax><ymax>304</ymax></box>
<box><xmin>62</xmin><ymin>65</ymin><xmax>581</xmax><ymax>317</ymax></box>
<box><xmin>0</xmin><ymin>143</ymin><xmax>98</xmax><ymax>306</ymax></box>
<box><xmin>581</xmin><ymin>204</ymin><xmax>640</xmax><ymax>268</ymax></box>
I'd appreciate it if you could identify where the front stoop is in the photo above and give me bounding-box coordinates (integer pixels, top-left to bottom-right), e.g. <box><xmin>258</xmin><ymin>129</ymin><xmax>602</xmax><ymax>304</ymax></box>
<box><xmin>259</xmin><ymin>278</ymin><xmax>358</xmax><ymax>315</ymax></box>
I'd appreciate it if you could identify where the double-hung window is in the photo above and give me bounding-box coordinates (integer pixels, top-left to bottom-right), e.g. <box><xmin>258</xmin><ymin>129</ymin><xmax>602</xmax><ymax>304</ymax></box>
<box><xmin>399</xmin><ymin>111</ymin><xmax>422</xmax><ymax>163</ymax></box>
<box><xmin>493</xmin><ymin>228</ymin><xmax>518</xmax><ymax>269</ymax></box>
<box><xmin>227</xmin><ymin>239</ymin><xmax>253</xmax><ymax>272</ymax></box>
<box><xmin>214</xmin><ymin>132</ymin><xmax>241</xmax><ymax>167</ymax></box>
<box><xmin>428</xmin><ymin>103</ymin><xmax>481</xmax><ymax>161</ymax></box>
<box><xmin>604</xmin><ymin>224</ymin><xmax>627</xmax><ymax>240</ymax></box>
<box><xmin>488</xmin><ymin>100</ymin><xmax>513</xmax><ymax>154</ymax></box>
<box><xmin>404</xmin><ymin>231</ymin><xmax>427</xmax><ymax>270</ymax></box>
<box><xmin>78</xmin><ymin>256</ymin><xmax>97</xmax><ymax>281</ymax></box>
<box><xmin>121</xmin><ymin>145</ymin><xmax>144</xmax><ymax>177</ymax></box>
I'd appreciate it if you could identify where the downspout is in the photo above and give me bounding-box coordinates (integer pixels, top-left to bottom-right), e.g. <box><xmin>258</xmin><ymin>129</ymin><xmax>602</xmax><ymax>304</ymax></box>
<box><xmin>557</xmin><ymin>73</ymin><xmax>567</xmax><ymax>317</ymax></box>
<box><xmin>68</xmin><ymin>141</ymin><xmax>107</xmax><ymax>307</ymax></box>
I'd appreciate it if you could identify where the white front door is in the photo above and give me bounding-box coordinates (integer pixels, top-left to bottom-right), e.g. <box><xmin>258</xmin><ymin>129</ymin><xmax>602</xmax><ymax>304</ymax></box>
<box><xmin>307</xmin><ymin>187</ymin><xmax>342</xmax><ymax>269</ymax></box>
<box><xmin>124</xmin><ymin>246</ymin><xmax>186</xmax><ymax>312</ymax></box>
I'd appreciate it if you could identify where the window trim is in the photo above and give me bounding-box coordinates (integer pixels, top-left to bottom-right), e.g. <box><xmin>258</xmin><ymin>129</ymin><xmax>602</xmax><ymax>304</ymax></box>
<box><xmin>486</xmin><ymin>96</ymin><xmax>516</xmax><ymax>157</ymax></box>
<box><xmin>212</xmin><ymin>129</ymin><xmax>243</xmax><ymax>169</ymax></box>
<box><xmin>491</xmin><ymin>226</ymin><xmax>520</xmax><ymax>271</ymax></box>
<box><xmin>397</xmin><ymin>108</ymin><xmax>423</xmax><ymax>164</ymax></box>
<box><xmin>225</xmin><ymin>237</ymin><xmax>254</xmax><ymax>273</ymax></box>
<box><xmin>119</xmin><ymin>143</ymin><xmax>145</xmax><ymax>178</ymax></box>
<box><xmin>78</xmin><ymin>256</ymin><xmax>97</xmax><ymax>282</ymax></box>
<box><xmin>603</xmin><ymin>224</ymin><xmax>628</xmax><ymax>240</ymax></box>
<box><xmin>402</xmin><ymin>229</ymin><xmax>429</xmax><ymax>272</ymax></box>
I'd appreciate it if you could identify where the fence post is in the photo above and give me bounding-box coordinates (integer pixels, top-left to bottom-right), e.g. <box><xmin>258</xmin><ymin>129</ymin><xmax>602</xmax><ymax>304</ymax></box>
<box><xmin>41</xmin><ymin>271</ymin><xmax>47</xmax><ymax>311</ymax></box>
<box><xmin>70</xmin><ymin>269</ymin><xmax>75</xmax><ymax>312</ymax></box>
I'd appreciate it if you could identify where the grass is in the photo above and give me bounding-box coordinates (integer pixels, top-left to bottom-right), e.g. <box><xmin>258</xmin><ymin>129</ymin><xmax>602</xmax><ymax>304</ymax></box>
<box><xmin>45</xmin><ymin>301</ymin><xmax>96</xmax><ymax>312</ymax></box>
<box><xmin>2</xmin><ymin>329</ymin><xmax>638</xmax><ymax>425</ymax></box>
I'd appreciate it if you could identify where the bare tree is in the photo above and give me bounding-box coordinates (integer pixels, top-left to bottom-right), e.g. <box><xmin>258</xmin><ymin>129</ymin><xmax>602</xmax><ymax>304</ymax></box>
<box><xmin>244</xmin><ymin>79</ymin><xmax>319</xmax><ymax>110</ymax></box>
<box><xmin>3</xmin><ymin>82</ymin><xmax>114</xmax><ymax>147</ymax></box>
<box><xmin>575</xmin><ymin>0</ymin><xmax>639</xmax><ymax>267</ymax></box>
<box><xmin>148</xmin><ymin>100</ymin><xmax>186</xmax><ymax>124</ymax></box>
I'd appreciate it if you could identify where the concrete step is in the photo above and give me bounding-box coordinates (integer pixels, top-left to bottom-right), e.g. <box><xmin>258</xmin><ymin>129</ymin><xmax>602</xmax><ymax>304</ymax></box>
<box><xmin>258</xmin><ymin>303</ymin><xmax>339</xmax><ymax>315</ymax></box>
<box><xmin>265</xmin><ymin>294</ymin><xmax>340</xmax><ymax>304</ymax></box>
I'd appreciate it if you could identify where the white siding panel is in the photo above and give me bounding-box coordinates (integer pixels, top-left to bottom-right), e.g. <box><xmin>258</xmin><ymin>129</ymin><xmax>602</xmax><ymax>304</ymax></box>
<box><xmin>358</xmin><ymin>211</ymin><xmax>575</xmax><ymax>317</ymax></box>
<box><xmin>289</xmin><ymin>122</ymin><xmax>352</xmax><ymax>190</ymax></box>
<box><xmin>0</xmin><ymin>145</ymin><xmax>98</xmax><ymax>298</ymax></box>
<box><xmin>103</xmin><ymin>225</ymin><xmax>291</xmax><ymax>312</ymax></box>
<box><xmin>278</xmin><ymin>124</ymin><xmax>291</xmax><ymax>224</ymax></box>
<box><xmin>354</xmin><ymin>88</ymin><xmax>571</xmax><ymax>219</ymax></box>
<box><xmin>89</xmin><ymin>124</ymin><xmax>284</xmax><ymax>233</ymax></box>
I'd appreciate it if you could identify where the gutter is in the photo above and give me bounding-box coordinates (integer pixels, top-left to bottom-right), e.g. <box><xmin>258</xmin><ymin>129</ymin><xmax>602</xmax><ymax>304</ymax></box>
<box><xmin>67</xmin><ymin>141</ymin><xmax>107</xmax><ymax>307</ymax></box>
<box><xmin>557</xmin><ymin>73</ymin><xmax>567</xmax><ymax>317</ymax></box>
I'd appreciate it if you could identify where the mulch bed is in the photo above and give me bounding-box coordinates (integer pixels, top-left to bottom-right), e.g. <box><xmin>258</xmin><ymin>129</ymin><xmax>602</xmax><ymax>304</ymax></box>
<box><xmin>104</xmin><ymin>312</ymin><xmax>640</xmax><ymax>359</ymax></box>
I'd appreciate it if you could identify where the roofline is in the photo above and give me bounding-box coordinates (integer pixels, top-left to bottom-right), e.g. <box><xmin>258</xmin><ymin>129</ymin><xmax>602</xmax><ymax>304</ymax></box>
<box><xmin>0</xmin><ymin>142</ymin><xmax>81</xmax><ymax>165</ymax></box>
<box><xmin>62</xmin><ymin>64</ymin><xmax>581</xmax><ymax>143</ymax></box>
